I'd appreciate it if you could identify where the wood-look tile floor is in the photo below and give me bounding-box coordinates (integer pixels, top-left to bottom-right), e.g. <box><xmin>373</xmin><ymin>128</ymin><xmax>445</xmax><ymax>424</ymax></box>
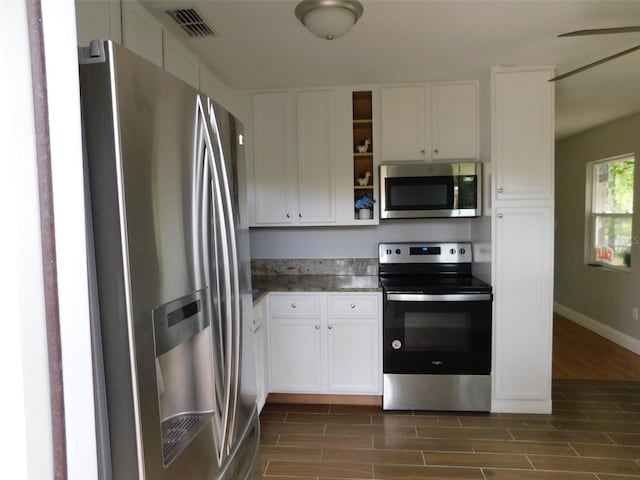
<box><xmin>260</xmin><ymin>381</ymin><xmax>640</xmax><ymax>479</ymax></box>
<box><xmin>260</xmin><ymin>317</ymin><xmax>640</xmax><ymax>479</ymax></box>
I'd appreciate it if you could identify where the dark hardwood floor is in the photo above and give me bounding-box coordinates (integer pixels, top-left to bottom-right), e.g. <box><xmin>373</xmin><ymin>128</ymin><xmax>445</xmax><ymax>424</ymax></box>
<box><xmin>553</xmin><ymin>313</ymin><xmax>640</xmax><ymax>381</ymax></box>
<box><xmin>259</xmin><ymin>314</ymin><xmax>640</xmax><ymax>479</ymax></box>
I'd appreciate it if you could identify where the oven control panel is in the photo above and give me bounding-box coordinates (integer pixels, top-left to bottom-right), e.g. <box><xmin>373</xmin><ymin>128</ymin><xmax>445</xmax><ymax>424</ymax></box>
<box><xmin>379</xmin><ymin>242</ymin><xmax>472</xmax><ymax>264</ymax></box>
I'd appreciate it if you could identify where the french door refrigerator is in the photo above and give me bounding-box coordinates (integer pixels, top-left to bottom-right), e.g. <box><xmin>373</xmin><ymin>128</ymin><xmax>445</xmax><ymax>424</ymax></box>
<box><xmin>79</xmin><ymin>40</ymin><xmax>260</xmax><ymax>480</ymax></box>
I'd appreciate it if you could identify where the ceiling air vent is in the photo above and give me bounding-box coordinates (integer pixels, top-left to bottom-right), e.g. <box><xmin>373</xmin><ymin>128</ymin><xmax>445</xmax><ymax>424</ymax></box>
<box><xmin>166</xmin><ymin>8</ymin><xmax>215</xmax><ymax>37</ymax></box>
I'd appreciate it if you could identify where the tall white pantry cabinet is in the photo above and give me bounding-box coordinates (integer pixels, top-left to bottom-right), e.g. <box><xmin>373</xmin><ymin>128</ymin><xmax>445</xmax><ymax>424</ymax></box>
<box><xmin>491</xmin><ymin>66</ymin><xmax>555</xmax><ymax>413</ymax></box>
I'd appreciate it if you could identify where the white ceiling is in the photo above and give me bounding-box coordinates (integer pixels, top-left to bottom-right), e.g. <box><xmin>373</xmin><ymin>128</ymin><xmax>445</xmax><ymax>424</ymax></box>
<box><xmin>142</xmin><ymin>0</ymin><xmax>640</xmax><ymax>139</ymax></box>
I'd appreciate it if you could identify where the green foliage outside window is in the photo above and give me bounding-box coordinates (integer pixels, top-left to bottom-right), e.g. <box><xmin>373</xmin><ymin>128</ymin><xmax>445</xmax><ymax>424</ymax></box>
<box><xmin>591</xmin><ymin>156</ymin><xmax>635</xmax><ymax>268</ymax></box>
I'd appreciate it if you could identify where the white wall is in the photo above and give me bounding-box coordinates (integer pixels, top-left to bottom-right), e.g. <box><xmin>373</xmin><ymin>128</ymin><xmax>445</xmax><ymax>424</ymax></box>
<box><xmin>250</xmin><ymin>220</ymin><xmax>471</xmax><ymax>259</ymax></box>
<box><xmin>1</xmin><ymin>2</ymin><xmax>53</xmax><ymax>477</ymax></box>
<box><xmin>44</xmin><ymin>0</ymin><xmax>99</xmax><ymax>478</ymax></box>
<box><xmin>555</xmin><ymin>112</ymin><xmax>640</xmax><ymax>343</ymax></box>
<box><xmin>1</xmin><ymin>1</ymin><xmax>99</xmax><ymax>479</ymax></box>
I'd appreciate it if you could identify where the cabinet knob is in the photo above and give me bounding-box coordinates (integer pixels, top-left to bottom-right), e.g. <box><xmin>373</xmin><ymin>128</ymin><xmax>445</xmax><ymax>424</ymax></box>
<box><xmin>497</xmin><ymin>213</ymin><xmax>503</xmax><ymax>219</ymax></box>
<box><xmin>328</xmin><ymin>324</ymin><xmax>333</xmax><ymax>329</ymax></box>
<box><xmin>350</xmin><ymin>303</ymin><xmax>356</xmax><ymax>309</ymax></box>
<box><xmin>433</xmin><ymin>148</ymin><xmax>439</xmax><ymax>154</ymax></box>
<box><xmin>299</xmin><ymin>213</ymin><xmax>303</xmax><ymax>218</ymax></box>
<box><xmin>420</xmin><ymin>149</ymin><xmax>425</xmax><ymax>154</ymax></box>
<box><xmin>315</xmin><ymin>324</ymin><xmax>320</xmax><ymax>330</ymax></box>
<box><xmin>497</xmin><ymin>188</ymin><xmax>504</xmax><ymax>194</ymax></box>
<box><xmin>286</xmin><ymin>213</ymin><xmax>291</xmax><ymax>218</ymax></box>
<box><xmin>291</xmin><ymin>303</ymin><xmax>296</xmax><ymax>308</ymax></box>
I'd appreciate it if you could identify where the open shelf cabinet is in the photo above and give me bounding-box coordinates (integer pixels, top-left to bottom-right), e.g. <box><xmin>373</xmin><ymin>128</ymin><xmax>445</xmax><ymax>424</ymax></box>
<box><xmin>352</xmin><ymin>91</ymin><xmax>374</xmax><ymax>220</ymax></box>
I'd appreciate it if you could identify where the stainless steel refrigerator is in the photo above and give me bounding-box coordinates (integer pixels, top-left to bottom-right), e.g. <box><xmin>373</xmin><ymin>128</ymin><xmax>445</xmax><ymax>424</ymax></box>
<box><xmin>79</xmin><ymin>40</ymin><xmax>260</xmax><ymax>480</ymax></box>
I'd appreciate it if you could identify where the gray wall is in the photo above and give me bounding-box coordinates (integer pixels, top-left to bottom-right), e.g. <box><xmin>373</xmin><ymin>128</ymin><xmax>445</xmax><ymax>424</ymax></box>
<box><xmin>249</xmin><ymin>219</ymin><xmax>471</xmax><ymax>259</ymax></box>
<box><xmin>555</xmin><ymin>112</ymin><xmax>640</xmax><ymax>340</ymax></box>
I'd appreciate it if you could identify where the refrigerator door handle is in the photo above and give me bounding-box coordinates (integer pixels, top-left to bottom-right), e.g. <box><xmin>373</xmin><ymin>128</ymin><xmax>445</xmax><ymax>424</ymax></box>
<box><xmin>206</xmin><ymin>100</ymin><xmax>242</xmax><ymax>454</ymax></box>
<box><xmin>195</xmin><ymin>96</ymin><xmax>233</xmax><ymax>466</ymax></box>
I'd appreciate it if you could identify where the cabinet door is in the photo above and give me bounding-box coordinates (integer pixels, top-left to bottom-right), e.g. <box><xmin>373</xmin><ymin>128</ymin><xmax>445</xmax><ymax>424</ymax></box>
<box><xmin>431</xmin><ymin>82</ymin><xmax>478</xmax><ymax>160</ymax></box>
<box><xmin>380</xmin><ymin>86</ymin><xmax>426</xmax><ymax>162</ymax></box>
<box><xmin>327</xmin><ymin>318</ymin><xmax>380</xmax><ymax>394</ymax></box>
<box><xmin>252</xmin><ymin>92</ymin><xmax>296</xmax><ymax>224</ymax></box>
<box><xmin>163</xmin><ymin>32</ymin><xmax>199</xmax><ymax>88</ymax></box>
<box><xmin>493</xmin><ymin>206</ymin><xmax>553</xmax><ymax>405</ymax></box>
<box><xmin>75</xmin><ymin>0</ymin><xmax>122</xmax><ymax>46</ymax></box>
<box><xmin>492</xmin><ymin>68</ymin><xmax>554</xmax><ymax>200</ymax></box>
<box><xmin>296</xmin><ymin>90</ymin><xmax>336</xmax><ymax>223</ymax></box>
<box><xmin>253</xmin><ymin>298</ymin><xmax>268</xmax><ymax>412</ymax></box>
<box><xmin>269</xmin><ymin>317</ymin><xmax>322</xmax><ymax>393</ymax></box>
<box><xmin>121</xmin><ymin>1</ymin><xmax>163</xmax><ymax>67</ymax></box>
<box><xmin>253</xmin><ymin>324</ymin><xmax>267</xmax><ymax>412</ymax></box>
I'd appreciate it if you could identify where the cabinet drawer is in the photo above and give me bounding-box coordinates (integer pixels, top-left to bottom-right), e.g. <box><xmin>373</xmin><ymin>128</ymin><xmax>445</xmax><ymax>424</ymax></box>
<box><xmin>327</xmin><ymin>294</ymin><xmax>378</xmax><ymax>317</ymax></box>
<box><xmin>269</xmin><ymin>294</ymin><xmax>320</xmax><ymax>317</ymax></box>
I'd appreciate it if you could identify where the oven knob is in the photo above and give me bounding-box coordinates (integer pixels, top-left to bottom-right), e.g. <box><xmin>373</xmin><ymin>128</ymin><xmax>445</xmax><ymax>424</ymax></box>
<box><xmin>395</xmin><ymin>249</ymin><xmax>401</xmax><ymax>254</ymax></box>
<box><xmin>391</xmin><ymin>339</ymin><xmax>402</xmax><ymax>350</ymax></box>
<box><xmin>449</xmin><ymin>248</ymin><xmax>456</xmax><ymax>255</ymax></box>
<box><xmin>459</xmin><ymin>248</ymin><xmax>466</xmax><ymax>255</ymax></box>
<box><xmin>386</xmin><ymin>249</ymin><xmax>392</xmax><ymax>255</ymax></box>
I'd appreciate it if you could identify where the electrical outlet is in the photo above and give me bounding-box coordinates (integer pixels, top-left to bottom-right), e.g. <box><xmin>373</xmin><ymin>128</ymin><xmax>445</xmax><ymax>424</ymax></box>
<box><xmin>633</xmin><ymin>307</ymin><xmax>639</xmax><ymax>322</ymax></box>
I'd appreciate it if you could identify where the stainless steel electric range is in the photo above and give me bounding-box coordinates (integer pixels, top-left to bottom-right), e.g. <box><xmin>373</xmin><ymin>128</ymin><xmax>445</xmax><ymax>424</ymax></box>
<box><xmin>379</xmin><ymin>242</ymin><xmax>493</xmax><ymax>411</ymax></box>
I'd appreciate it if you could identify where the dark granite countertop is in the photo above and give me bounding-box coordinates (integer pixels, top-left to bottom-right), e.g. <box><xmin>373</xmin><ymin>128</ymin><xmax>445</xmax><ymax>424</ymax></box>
<box><xmin>251</xmin><ymin>274</ymin><xmax>381</xmax><ymax>302</ymax></box>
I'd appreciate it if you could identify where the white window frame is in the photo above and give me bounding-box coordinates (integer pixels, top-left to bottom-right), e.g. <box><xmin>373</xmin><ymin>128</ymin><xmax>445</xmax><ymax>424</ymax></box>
<box><xmin>585</xmin><ymin>153</ymin><xmax>635</xmax><ymax>272</ymax></box>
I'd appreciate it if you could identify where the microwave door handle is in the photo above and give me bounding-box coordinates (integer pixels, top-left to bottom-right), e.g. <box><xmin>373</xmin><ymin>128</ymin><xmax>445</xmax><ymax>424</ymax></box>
<box><xmin>386</xmin><ymin>293</ymin><xmax>492</xmax><ymax>302</ymax></box>
<box><xmin>453</xmin><ymin>176</ymin><xmax>459</xmax><ymax>210</ymax></box>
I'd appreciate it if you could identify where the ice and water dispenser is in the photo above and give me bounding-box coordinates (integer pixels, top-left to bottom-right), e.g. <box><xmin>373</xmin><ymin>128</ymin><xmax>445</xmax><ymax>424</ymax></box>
<box><xmin>152</xmin><ymin>289</ymin><xmax>216</xmax><ymax>465</ymax></box>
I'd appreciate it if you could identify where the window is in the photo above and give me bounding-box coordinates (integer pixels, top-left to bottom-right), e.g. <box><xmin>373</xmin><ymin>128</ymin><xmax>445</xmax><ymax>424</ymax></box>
<box><xmin>587</xmin><ymin>154</ymin><xmax>635</xmax><ymax>269</ymax></box>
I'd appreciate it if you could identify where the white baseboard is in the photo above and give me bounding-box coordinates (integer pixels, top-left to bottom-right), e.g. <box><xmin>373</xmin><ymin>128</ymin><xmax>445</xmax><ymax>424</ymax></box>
<box><xmin>554</xmin><ymin>302</ymin><xmax>640</xmax><ymax>356</ymax></box>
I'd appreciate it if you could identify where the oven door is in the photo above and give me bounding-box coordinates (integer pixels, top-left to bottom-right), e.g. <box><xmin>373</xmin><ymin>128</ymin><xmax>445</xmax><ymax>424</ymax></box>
<box><xmin>383</xmin><ymin>292</ymin><xmax>492</xmax><ymax>375</ymax></box>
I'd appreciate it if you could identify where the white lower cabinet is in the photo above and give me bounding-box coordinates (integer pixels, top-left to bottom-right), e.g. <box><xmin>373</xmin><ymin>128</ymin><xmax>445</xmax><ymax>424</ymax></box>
<box><xmin>269</xmin><ymin>317</ymin><xmax>323</xmax><ymax>392</ymax></box>
<box><xmin>492</xmin><ymin>206</ymin><xmax>553</xmax><ymax>412</ymax></box>
<box><xmin>327</xmin><ymin>317</ymin><xmax>379</xmax><ymax>394</ymax></box>
<box><xmin>252</xmin><ymin>296</ymin><xmax>269</xmax><ymax>412</ymax></box>
<box><xmin>267</xmin><ymin>292</ymin><xmax>381</xmax><ymax>395</ymax></box>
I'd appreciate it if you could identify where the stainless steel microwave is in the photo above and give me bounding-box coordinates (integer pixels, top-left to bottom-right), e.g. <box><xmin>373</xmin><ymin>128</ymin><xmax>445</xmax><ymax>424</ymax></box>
<box><xmin>380</xmin><ymin>161</ymin><xmax>482</xmax><ymax>219</ymax></box>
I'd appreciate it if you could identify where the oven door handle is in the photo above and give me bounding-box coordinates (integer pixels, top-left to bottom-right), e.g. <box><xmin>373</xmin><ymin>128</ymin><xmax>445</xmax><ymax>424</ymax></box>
<box><xmin>386</xmin><ymin>293</ymin><xmax>492</xmax><ymax>302</ymax></box>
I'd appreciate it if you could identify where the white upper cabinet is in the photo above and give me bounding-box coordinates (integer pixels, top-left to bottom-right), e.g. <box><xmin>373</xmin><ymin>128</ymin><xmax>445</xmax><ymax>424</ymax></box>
<box><xmin>199</xmin><ymin>67</ymin><xmax>231</xmax><ymax>112</ymax></box>
<box><xmin>121</xmin><ymin>1</ymin><xmax>163</xmax><ymax>67</ymax></box>
<box><xmin>75</xmin><ymin>0</ymin><xmax>122</xmax><ymax>46</ymax></box>
<box><xmin>252</xmin><ymin>92</ymin><xmax>296</xmax><ymax>225</ymax></box>
<box><xmin>251</xmin><ymin>90</ymin><xmax>337</xmax><ymax>226</ymax></box>
<box><xmin>492</xmin><ymin>67</ymin><xmax>554</xmax><ymax>201</ymax></box>
<box><xmin>296</xmin><ymin>90</ymin><xmax>336</xmax><ymax>224</ymax></box>
<box><xmin>162</xmin><ymin>31</ymin><xmax>199</xmax><ymax>88</ymax></box>
<box><xmin>380</xmin><ymin>86</ymin><xmax>427</xmax><ymax>162</ymax></box>
<box><xmin>431</xmin><ymin>81</ymin><xmax>479</xmax><ymax>160</ymax></box>
<box><xmin>380</xmin><ymin>83</ymin><xmax>479</xmax><ymax>162</ymax></box>
<box><xmin>491</xmin><ymin>66</ymin><xmax>555</xmax><ymax>414</ymax></box>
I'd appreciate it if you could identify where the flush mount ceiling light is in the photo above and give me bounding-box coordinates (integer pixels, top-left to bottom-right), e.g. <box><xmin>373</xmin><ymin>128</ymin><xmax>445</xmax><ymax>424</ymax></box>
<box><xmin>295</xmin><ymin>0</ymin><xmax>364</xmax><ymax>40</ymax></box>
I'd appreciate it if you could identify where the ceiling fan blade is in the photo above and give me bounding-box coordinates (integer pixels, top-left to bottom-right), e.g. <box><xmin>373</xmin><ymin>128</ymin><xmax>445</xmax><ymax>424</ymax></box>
<box><xmin>559</xmin><ymin>26</ymin><xmax>640</xmax><ymax>37</ymax></box>
<box><xmin>549</xmin><ymin>43</ymin><xmax>640</xmax><ymax>81</ymax></box>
